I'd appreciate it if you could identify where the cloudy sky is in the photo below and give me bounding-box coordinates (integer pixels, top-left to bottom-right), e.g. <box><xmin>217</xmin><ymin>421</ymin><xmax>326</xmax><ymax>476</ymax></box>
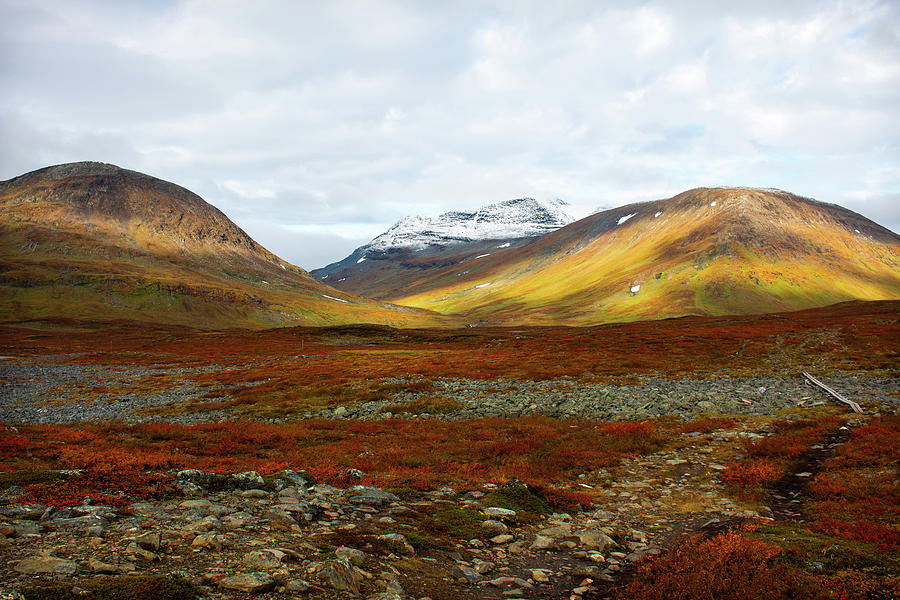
<box><xmin>1</xmin><ymin>0</ymin><xmax>898</xmax><ymax>269</ymax></box>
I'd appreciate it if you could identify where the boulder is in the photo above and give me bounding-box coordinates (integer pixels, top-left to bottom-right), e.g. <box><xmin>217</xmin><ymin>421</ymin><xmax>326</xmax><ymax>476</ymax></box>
<box><xmin>336</xmin><ymin>546</ymin><xmax>368</xmax><ymax>566</ymax></box>
<box><xmin>15</xmin><ymin>555</ymin><xmax>79</xmax><ymax>575</ymax></box>
<box><xmin>308</xmin><ymin>559</ymin><xmax>363</xmax><ymax>595</ymax></box>
<box><xmin>218</xmin><ymin>572</ymin><xmax>276</xmax><ymax>593</ymax></box>
<box><xmin>232</xmin><ymin>471</ymin><xmax>266</xmax><ymax>490</ymax></box>
<box><xmin>575</xmin><ymin>527</ymin><xmax>616</xmax><ymax>551</ymax></box>
<box><xmin>243</xmin><ymin>549</ymin><xmax>287</xmax><ymax>569</ymax></box>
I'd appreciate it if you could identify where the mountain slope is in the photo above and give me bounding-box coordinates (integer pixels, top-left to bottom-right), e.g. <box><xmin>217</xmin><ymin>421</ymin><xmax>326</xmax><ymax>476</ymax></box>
<box><xmin>312</xmin><ymin>197</ymin><xmax>572</xmax><ymax>298</ymax></box>
<box><xmin>386</xmin><ymin>188</ymin><xmax>900</xmax><ymax>325</ymax></box>
<box><xmin>0</xmin><ymin>162</ymin><xmax>458</xmax><ymax>328</ymax></box>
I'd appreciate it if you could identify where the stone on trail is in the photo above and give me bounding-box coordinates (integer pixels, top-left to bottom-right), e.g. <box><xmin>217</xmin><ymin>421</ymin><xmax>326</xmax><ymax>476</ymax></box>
<box><xmin>575</xmin><ymin>527</ymin><xmax>616</xmax><ymax>551</ymax></box>
<box><xmin>538</xmin><ymin>523</ymin><xmax>573</xmax><ymax>539</ymax></box>
<box><xmin>218</xmin><ymin>572</ymin><xmax>276</xmax><ymax>593</ymax></box>
<box><xmin>14</xmin><ymin>555</ymin><xmax>79</xmax><ymax>575</ymax></box>
<box><xmin>530</xmin><ymin>535</ymin><xmax>555</xmax><ymax>550</ymax></box>
<box><xmin>243</xmin><ymin>549</ymin><xmax>287</xmax><ymax>569</ymax></box>
<box><xmin>308</xmin><ymin>559</ymin><xmax>364</xmax><ymax>594</ymax></box>
<box><xmin>336</xmin><ymin>545</ymin><xmax>368</xmax><ymax>566</ymax></box>
<box><xmin>232</xmin><ymin>471</ymin><xmax>266</xmax><ymax>490</ymax></box>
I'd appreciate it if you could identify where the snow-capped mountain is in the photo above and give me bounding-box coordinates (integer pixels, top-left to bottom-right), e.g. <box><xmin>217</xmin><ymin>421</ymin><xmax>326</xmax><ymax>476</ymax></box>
<box><xmin>310</xmin><ymin>198</ymin><xmax>574</xmax><ymax>298</ymax></box>
<box><xmin>367</xmin><ymin>198</ymin><xmax>573</xmax><ymax>252</ymax></box>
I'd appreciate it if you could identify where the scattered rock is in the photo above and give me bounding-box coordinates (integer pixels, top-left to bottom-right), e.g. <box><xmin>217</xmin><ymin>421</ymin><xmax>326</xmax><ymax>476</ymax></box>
<box><xmin>309</xmin><ymin>559</ymin><xmax>363</xmax><ymax>595</ymax></box>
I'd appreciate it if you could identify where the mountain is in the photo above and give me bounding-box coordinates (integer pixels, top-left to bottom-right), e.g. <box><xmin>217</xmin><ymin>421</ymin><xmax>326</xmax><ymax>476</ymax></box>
<box><xmin>380</xmin><ymin>187</ymin><xmax>900</xmax><ymax>325</ymax></box>
<box><xmin>311</xmin><ymin>197</ymin><xmax>573</xmax><ymax>298</ymax></box>
<box><xmin>0</xmin><ymin>162</ymin><xmax>458</xmax><ymax>329</ymax></box>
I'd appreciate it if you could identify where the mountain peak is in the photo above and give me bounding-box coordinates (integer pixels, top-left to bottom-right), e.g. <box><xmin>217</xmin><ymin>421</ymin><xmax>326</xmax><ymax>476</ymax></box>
<box><xmin>367</xmin><ymin>197</ymin><xmax>574</xmax><ymax>252</ymax></box>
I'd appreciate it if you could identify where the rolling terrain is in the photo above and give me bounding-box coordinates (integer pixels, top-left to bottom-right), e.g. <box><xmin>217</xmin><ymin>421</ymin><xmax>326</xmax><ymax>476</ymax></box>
<box><xmin>0</xmin><ymin>162</ymin><xmax>458</xmax><ymax>329</ymax></box>
<box><xmin>375</xmin><ymin>188</ymin><xmax>900</xmax><ymax>325</ymax></box>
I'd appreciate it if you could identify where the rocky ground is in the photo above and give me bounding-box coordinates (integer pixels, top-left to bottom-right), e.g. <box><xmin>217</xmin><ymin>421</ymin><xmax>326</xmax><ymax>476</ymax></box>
<box><xmin>1</xmin><ymin>350</ymin><xmax>894</xmax><ymax>599</ymax></box>
<box><xmin>1</xmin><ymin>356</ymin><xmax>895</xmax><ymax>424</ymax></box>
<box><xmin>1</xmin><ymin>422</ymin><xmax>778</xmax><ymax>600</ymax></box>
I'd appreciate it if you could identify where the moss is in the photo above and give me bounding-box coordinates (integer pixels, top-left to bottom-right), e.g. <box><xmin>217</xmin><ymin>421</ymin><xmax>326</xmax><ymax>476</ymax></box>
<box><xmin>21</xmin><ymin>576</ymin><xmax>200</xmax><ymax>600</ymax></box>
<box><xmin>755</xmin><ymin>522</ymin><xmax>899</xmax><ymax>578</ymax></box>
<box><xmin>481</xmin><ymin>484</ymin><xmax>553</xmax><ymax>522</ymax></box>
<box><xmin>0</xmin><ymin>470</ymin><xmax>61</xmax><ymax>490</ymax></box>
<box><xmin>380</xmin><ymin>396</ymin><xmax>466</xmax><ymax>415</ymax></box>
<box><xmin>403</xmin><ymin>529</ymin><xmax>447</xmax><ymax>551</ymax></box>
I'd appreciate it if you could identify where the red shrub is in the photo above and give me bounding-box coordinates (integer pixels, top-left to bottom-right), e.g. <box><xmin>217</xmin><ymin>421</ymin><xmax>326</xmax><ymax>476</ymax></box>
<box><xmin>824</xmin><ymin>570</ymin><xmax>900</xmax><ymax>600</ymax></box>
<box><xmin>616</xmin><ymin>527</ymin><xmax>823</xmax><ymax>600</ymax></box>
<box><xmin>814</xmin><ymin>517</ymin><xmax>900</xmax><ymax>551</ymax></box>
<box><xmin>721</xmin><ymin>459</ymin><xmax>779</xmax><ymax>488</ymax></box>
<box><xmin>680</xmin><ymin>417</ymin><xmax>737</xmax><ymax>433</ymax></box>
<box><xmin>19</xmin><ymin>467</ymin><xmax>174</xmax><ymax>508</ymax></box>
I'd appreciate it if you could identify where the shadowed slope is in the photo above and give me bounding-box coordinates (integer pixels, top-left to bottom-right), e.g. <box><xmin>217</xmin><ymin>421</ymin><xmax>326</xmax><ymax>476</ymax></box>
<box><xmin>0</xmin><ymin>162</ymin><xmax>457</xmax><ymax>329</ymax></box>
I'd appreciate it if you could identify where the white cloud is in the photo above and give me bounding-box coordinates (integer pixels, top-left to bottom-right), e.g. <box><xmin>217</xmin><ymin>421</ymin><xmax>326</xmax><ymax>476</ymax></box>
<box><xmin>1</xmin><ymin>0</ymin><xmax>898</xmax><ymax>269</ymax></box>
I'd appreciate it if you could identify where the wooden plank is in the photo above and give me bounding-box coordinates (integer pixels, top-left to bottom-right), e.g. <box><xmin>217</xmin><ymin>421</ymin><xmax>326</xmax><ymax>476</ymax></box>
<box><xmin>801</xmin><ymin>371</ymin><xmax>863</xmax><ymax>413</ymax></box>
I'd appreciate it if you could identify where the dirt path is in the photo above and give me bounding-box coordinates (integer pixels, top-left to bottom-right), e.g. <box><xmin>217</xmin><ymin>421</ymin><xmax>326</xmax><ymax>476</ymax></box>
<box><xmin>769</xmin><ymin>422</ymin><xmax>859</xmax><ymax>522</ymax></box>
<box><xmin>586</xmin><ymin>419</ymin><xmax>862</xmax><ymax>599</ymax></box>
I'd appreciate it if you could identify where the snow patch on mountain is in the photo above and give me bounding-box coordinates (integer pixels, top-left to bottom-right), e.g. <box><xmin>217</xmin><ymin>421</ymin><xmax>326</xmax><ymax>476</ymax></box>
<box><xmin>364</xmin><ymin>198</ymin><xmax>573</xmax><ymax>252</ymax></box>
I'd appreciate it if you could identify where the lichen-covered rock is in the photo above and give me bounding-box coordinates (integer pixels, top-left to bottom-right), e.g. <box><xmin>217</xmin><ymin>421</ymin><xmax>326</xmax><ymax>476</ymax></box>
<box><xmin>232</xmin><ymin>471</ymin><xmax>266</xmax><ymax>490</ymax></box>
<box><xmin>308</xmin><ymin>559</ymin><xmax>363</xmax><ymax>595</ymax></box>
<box><xmin>243</xmin><ymin>549</ymin><xmax>287</xmax><ymax>569</ymax></box>
<box><xmin>218</xmin><ymin>572</ymin><xmax>276</xmax><ymax>593</ymax></box>
<box><xmin>575</xmin><ymin>527</ymin><xmax>616</xmax><ymax>551</ymax></box>
<box><xmin>336</xmin><ymin>546</ymin><xmax>368</xmax><ymax>566</ymax></box>
<box><xmin>14</xmin><ymin>555</ymin><xmax>79</xmax><ymax>575</ymax></box>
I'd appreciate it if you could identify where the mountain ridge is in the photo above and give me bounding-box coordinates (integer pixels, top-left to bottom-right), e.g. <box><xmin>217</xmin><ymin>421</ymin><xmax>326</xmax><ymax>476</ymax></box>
<box><xmin>311</xmin><ymin>196</ymin><xmax>574</xmax><ymax>298</ymax></box>
<box><xmin>380</xmin><ymin>187</ymin><xmax>900</xmax><ymax>324</ymax></box>
<box><xmin>0</xmin><ymin>162</ymin><xmax>458</xmax><ymax>329</ymax></box>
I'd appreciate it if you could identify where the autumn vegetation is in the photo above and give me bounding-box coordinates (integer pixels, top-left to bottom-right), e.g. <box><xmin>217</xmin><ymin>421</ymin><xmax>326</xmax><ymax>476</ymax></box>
<box><xmin>1</xmin><ymin>416</ymin><xmax>676</xmax><ymax>509</ymax></box>
<box><xmin>1</xmin><ymin>300</ymin><xmax>897</xmax><ymax>598</ymax></box>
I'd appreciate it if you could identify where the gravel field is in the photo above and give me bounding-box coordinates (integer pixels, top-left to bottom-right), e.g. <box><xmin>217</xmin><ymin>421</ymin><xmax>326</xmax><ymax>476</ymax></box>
<box><xmin>1</xmin><ymin>356</ymin><xmax>896</xmax><ymax>424</ymax></box>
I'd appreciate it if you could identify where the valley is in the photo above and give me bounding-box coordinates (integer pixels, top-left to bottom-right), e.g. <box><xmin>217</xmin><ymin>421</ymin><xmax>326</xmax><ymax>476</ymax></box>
<box><xmin>1</xmin><ymin>301</ymin><xmax>897</xmax><ymax>599</ymax></box>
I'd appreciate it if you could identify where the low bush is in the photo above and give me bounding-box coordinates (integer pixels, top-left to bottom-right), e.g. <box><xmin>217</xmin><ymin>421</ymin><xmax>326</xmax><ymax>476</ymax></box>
<box><xmin>616</xmin><ymin>527</ymin><xmax>824</xmax><ymax>600</ymax></box>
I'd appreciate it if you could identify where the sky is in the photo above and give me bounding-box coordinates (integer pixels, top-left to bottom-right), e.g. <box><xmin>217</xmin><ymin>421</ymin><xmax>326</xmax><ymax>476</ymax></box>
<box><xmin>1</xmin><ymin>0</ymin><xmax>898</xmax><ymax>270</ymax></box>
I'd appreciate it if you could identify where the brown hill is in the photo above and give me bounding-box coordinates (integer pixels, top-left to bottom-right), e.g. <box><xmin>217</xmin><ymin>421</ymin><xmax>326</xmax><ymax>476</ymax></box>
<box><xmin>0</xmin><ymin>162</ymin><xmax>457</xmax><ymax>328</ymax></box>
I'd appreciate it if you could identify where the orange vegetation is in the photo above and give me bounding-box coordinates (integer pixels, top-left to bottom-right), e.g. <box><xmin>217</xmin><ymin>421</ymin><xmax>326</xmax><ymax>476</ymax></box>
<box><xmin>617</xmin><ymin>525</ymin><xmax>823</xmax><ymax>600</ymax></box>
<box><xmin>1</xmin><ymin>416</ymin><xmax>686</xmax><ymax>508</ymax></box>
<box><xmin>1</xmin><ymin>300</ymin><xmax>896</xmax><ymax>418</ymax></box>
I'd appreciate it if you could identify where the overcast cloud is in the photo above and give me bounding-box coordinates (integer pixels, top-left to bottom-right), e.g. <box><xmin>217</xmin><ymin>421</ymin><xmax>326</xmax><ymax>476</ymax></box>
<box><xmin>1</xmin><ymin>0</ymin><xmax>898</xmax><ymax>268</ymax></box>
